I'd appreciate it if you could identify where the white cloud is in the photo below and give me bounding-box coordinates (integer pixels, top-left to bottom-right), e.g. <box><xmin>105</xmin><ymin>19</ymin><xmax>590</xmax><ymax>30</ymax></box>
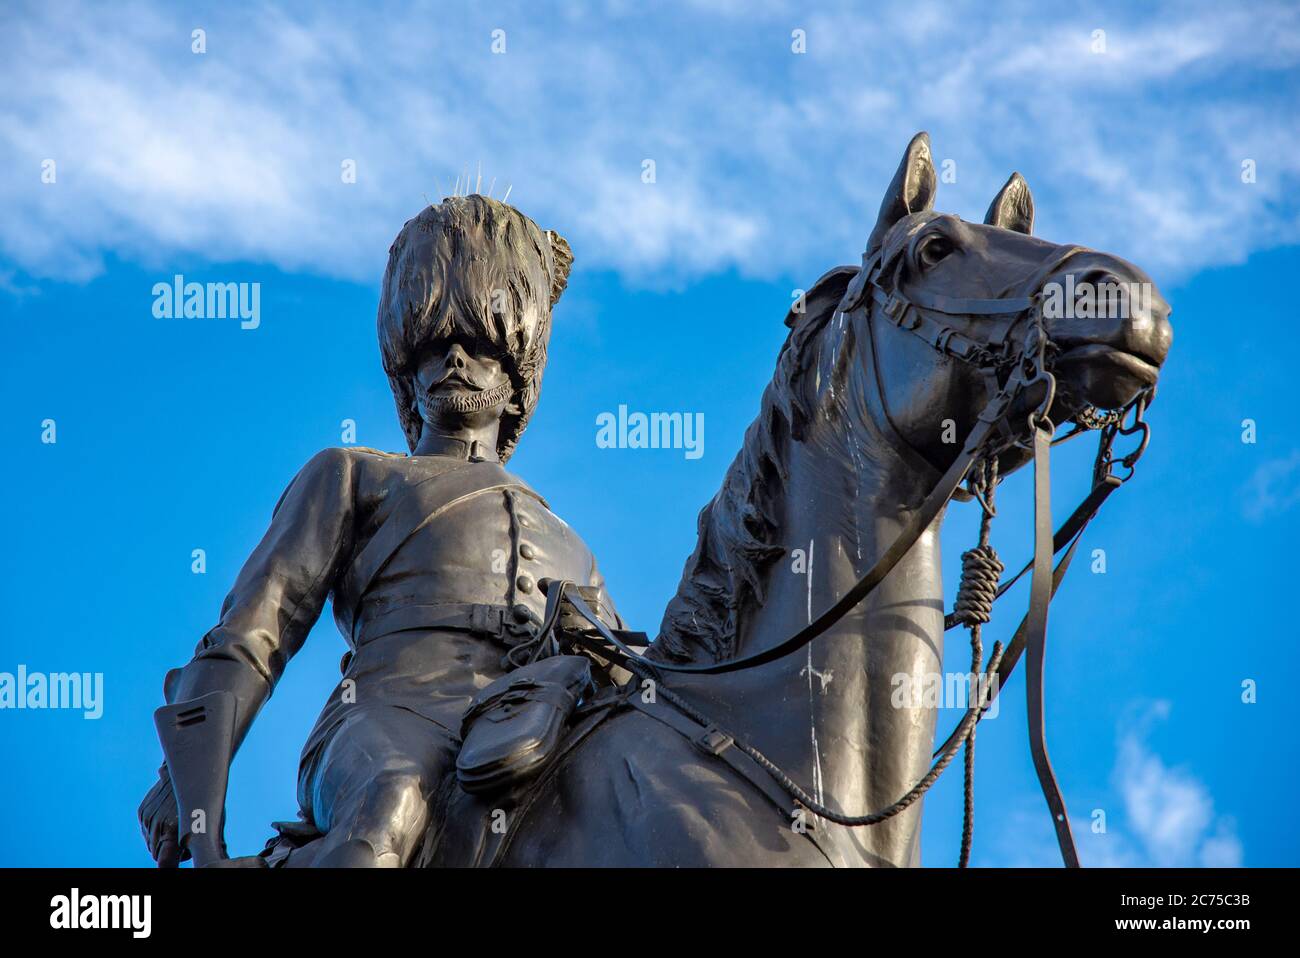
<box><xmin>1114</xmin><ymin>701</ymin><xmax>1242</xmax><ymax>867</ymax></box>
<box><xmin>984</xmin><ymin>700</ymin><xmax>1242</xmax><ymax>867</ymax></box>
<box><xmin>1</xmin><ymin>0</ymin><xmax>1297</xmax><ymax>288</ymax></box>
<box><xmin>1241</xmin><ymin>450</ymin><xmax>1300</xmax><ymax>523</ymax></box>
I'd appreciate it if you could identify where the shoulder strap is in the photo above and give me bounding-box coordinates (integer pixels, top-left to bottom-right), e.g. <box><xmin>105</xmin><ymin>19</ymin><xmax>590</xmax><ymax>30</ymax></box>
<box><xmin>337</xmin><ymin>460</ymin><xmax>545</xmax><ymax>636</ymax></box>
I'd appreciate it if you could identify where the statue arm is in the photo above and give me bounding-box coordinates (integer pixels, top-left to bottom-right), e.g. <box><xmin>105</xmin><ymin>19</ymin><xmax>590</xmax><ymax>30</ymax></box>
<box><xmin>141</xmin><ymin>447</ymin><xmax>360</xmax><ymax>864</ymax></box>
<box><xmin>170</xmin><ymin>446</ymin><xmax>360</xmax><ymax>749</ymax></box>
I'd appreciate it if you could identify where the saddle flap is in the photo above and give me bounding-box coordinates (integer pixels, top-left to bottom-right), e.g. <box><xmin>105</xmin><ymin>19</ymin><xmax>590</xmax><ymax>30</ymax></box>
<box><xmin>456</xmin><ymin>655</ymin><xmax>595</xmax><ymax>794</ymax></box>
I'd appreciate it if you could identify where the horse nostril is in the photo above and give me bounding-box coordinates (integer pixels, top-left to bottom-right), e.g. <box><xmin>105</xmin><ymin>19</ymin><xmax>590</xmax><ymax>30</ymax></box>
<box><xmin>1042</xmin><ymin>259</ymin><xmax>1172</xmax><ymax>370</ymax></box>
<box><xmin>1142</xmin><ymin>309</ymin><xmax>1174</xmax><ymax>365</ymax></box>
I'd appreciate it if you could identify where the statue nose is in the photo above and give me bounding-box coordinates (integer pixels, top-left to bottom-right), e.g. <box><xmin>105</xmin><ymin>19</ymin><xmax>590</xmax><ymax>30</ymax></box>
<box><xmin>1042</xmin><ymin>258</ymin><xmax>1172</xmax><ymax>367</ymax></box>
<box><xmin>445</xmin><ymin>344</ymin><xmax>469</xmax><ymax>369</ymax></box>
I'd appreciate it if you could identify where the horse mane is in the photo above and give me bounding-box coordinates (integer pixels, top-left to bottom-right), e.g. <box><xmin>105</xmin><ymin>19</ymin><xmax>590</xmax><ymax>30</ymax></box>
<box><xmin>651</xmin><ymin>266</ymin><xmax>859</xmax><ymax>664</ymax></box>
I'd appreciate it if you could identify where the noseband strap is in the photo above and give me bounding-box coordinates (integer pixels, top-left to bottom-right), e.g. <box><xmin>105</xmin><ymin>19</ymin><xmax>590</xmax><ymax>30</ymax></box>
<box><xmin>872</xmin><ymin>285</ymin><xmax>1007</xmax><ymax>366</ymax></box>
<box><xmin>850</xmin><ymin>240</ymin><xmax>1094</xmax><ymax>371</ymax></box>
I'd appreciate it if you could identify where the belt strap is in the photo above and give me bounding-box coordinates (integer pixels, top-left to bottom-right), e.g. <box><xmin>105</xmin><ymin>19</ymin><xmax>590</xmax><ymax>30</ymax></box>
<box><xmin>354</xmin><ymin>602</ymin><xmax>532</xmax><ymax>646</ymax></box>
<box><xmin>628</xmin><ymin>692</ymin><xmax>838</xmax><ymax>866</ymax></box>
<box><xmin>871</xmin><ymin>285</ymin><xmax>996</xmax><ymax>364</ymax></box>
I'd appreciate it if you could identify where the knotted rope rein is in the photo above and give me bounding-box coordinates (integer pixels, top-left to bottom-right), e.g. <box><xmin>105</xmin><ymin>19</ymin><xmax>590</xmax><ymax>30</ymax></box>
<box><xmin>951</xmin><ymin>456</ymin><xmax>1005</xmax><ymax>867</ymax></box>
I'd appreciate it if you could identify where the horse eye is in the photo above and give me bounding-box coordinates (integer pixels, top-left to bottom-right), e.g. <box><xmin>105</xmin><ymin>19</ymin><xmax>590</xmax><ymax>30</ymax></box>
<box><xmin>917</xmin><ymin>235</ymin><xmax>955</xmax><ymax>269</ymax></box>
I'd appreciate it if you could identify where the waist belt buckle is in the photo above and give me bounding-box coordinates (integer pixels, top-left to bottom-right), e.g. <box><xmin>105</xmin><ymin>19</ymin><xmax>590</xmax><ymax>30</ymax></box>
<box><xmin>471</xmin><ymin>604</ymin><xmax>504</xmax><ymax>637</ymax></box>
<box><xmin>695</xmin><ymin>726</ymin><xmax>734</xmax><ymax>756</ymax></box>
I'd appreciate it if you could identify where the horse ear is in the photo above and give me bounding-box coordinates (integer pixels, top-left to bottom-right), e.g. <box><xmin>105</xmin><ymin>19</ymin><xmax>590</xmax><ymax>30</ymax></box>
<box><xmin>867</xmin><ymin>132</ymin><xmax>936</xmax><ymax>253</ymax></box>
<box><xmin>984</xmin><ymin>172</ymin><xmax>1034</xmax><ymax>234</ymax></box>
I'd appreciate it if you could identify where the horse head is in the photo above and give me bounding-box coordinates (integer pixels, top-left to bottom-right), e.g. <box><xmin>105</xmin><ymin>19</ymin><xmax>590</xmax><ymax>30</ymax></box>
<box><xmin>837</xmin><ymin>131</ymin><xmax>1172</xmax><ymax>482</ymax></box>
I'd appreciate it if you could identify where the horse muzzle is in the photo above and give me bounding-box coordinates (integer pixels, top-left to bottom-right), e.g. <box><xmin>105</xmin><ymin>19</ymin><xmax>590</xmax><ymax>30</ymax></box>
<box><xmin>1039</xmin><ymin>254</ymin><xmax>1173</xmax><ymax>411</ymax></box>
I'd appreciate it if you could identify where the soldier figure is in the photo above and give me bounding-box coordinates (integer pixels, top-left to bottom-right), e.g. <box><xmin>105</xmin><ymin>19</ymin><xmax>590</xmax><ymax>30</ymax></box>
<box><xmin>139</xmin><ymin>196</ymin><xmax>623</xmax><ymax>867</ymax></box>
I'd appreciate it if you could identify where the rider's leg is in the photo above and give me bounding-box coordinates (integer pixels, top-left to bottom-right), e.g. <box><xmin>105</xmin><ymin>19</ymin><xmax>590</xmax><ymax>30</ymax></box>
<box><xmin>301</xmin><ymin>705</ymin><xmax>459</xmax><ymax>868</ymax></box>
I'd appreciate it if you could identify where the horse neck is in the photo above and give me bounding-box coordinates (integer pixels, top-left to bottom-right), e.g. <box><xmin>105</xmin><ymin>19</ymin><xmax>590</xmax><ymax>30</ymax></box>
<box><xmin>671</xmin><ymin>312</ymin><xmax>949</xmax><ymax>867</ymax></box>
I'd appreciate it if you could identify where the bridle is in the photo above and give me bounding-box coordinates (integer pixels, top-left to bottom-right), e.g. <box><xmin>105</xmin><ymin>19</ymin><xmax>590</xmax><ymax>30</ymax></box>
<box><xmin>539</xmin><ymin>219</ymin><xmax>1155</xmax><ymax>868</ymax></box>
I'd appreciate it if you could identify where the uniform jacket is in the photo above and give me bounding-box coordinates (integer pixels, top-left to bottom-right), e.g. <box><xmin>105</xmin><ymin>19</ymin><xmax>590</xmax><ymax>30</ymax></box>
<box><xmin>188</xmin><ymin>446</ymin><xmax>622</xmax><ymax>748</ymax></box>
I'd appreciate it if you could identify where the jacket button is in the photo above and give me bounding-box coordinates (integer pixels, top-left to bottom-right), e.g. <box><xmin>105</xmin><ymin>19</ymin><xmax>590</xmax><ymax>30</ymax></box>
<box><xmin>512</xmin><ymin>603</ymin><xmax>533</xmax><ymax>623</ymax></box>
<box><xmin>519</xmin><ymin>543</ymin><xmax>536</xmax><ymax>560</ymax></box>
<box><xmin>516</xmin><ymin>574</ymin><xmax>535</xmax><ymax>594</ymax></box>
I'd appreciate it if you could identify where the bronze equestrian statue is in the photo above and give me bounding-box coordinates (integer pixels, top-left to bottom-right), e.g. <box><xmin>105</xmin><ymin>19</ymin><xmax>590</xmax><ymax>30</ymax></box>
<box><xmin>140</xmin><ymin>133</ymin><xmax>1172</xmax><ymax>868</ymax></box>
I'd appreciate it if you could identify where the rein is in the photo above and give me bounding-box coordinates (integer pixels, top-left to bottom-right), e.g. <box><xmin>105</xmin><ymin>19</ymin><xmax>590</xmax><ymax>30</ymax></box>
<box><xmin>543</xmin><ymin>237</ymin><xmax>1154</xmax><ymax>868</ymax></box>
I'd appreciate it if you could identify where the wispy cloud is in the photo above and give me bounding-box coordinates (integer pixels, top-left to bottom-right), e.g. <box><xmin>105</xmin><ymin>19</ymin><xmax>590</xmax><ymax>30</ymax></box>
<box><xmin>2</xmin><ymin>0</ymin><xmax>1298</xmax><ymax>288</ymax></box>
<box><xmin>1241</xmin><ymin>449</ymin><xmax>1300</xmax><ymax>522</ymax></box>
<box><xmin>985</xmin><ymin>700</ymin><xmax>1242</xmax><ymax>867</ymax></box>
<box><xmin>1113</xmin><ymin>700</ymin><xmax>1243</xmax><ymax>867</ymax></box>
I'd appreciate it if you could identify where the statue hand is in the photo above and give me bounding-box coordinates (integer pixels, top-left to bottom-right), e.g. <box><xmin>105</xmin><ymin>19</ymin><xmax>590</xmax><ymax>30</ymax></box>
<box><xmin>138</xmin><ymin>767</ymin><xmax>187</xmax><ymax>868</ymax></box>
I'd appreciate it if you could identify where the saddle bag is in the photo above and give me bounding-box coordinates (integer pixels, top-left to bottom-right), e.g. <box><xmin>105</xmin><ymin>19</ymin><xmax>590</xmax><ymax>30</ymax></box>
<box><xmin>456</xmin><ymin>654</ymin><xmax>595</xmax><ymax>795</ymax></box>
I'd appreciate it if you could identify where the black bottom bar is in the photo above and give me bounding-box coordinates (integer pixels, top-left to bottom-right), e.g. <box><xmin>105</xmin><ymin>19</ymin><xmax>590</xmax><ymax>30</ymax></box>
<box><xmin>0</xmin><ymin>866</ymin><xmax>1283</xmax><ymax>944</ymax></box>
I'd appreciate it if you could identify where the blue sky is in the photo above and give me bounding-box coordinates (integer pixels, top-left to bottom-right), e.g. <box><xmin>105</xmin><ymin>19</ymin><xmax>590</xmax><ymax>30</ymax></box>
<box><xmin>0</xmin><ymin>0</ymin><xmax>1297</xmax><ymax>867</ymax></box>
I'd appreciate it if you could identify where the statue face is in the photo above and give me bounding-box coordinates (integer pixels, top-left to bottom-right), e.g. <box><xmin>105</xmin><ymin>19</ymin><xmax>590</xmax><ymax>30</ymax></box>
<box><xmin>412</xmin><ymin>336</ymin><xmax>515</xmax><ymax>430</ymax></box>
